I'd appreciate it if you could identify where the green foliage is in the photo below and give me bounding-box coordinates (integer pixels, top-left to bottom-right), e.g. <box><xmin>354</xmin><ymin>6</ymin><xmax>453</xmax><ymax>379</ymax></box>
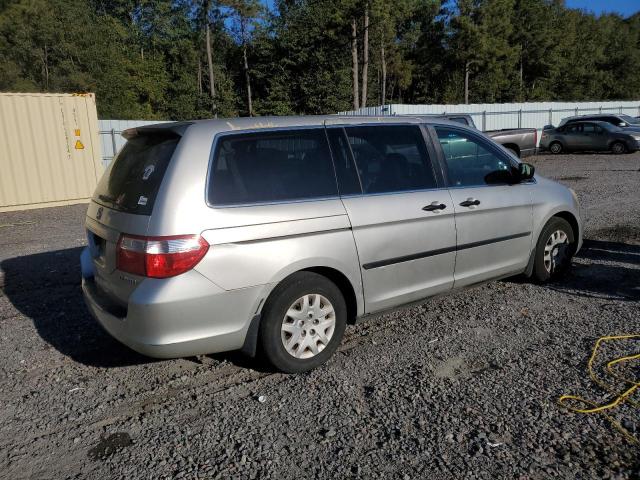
<box><xmin>1</xmin><ymin>0</ymin><xmax>638</xmax><ymax>119</ymax></box>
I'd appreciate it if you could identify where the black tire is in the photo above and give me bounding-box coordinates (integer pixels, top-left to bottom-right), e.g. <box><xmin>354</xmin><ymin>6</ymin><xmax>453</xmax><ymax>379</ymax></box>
<box><xmin>258</xmin><ymin>271</ymin><xmax>347</xmax><ymax>373</ymax></box>
<box><xmin>532</xmin><ymin>217</ymin><xmax>575</xmax><ymax>283</ymax></box>
<box><xmin>611</xmin><ymin>141</ymin><xmax>626</xmax><ymax>155</ymax></box>
<box><xmin>549</xmin><ymin>142</ymin><xmax>563</xmax><ymax>155</ymax></box>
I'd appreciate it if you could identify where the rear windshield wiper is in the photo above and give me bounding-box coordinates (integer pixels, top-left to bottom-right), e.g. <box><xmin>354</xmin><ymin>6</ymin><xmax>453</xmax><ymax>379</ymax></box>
<box><xmin>97</xmin><ymin>194</ymin><xmax>137</xmax><ymax>213</ymax></box>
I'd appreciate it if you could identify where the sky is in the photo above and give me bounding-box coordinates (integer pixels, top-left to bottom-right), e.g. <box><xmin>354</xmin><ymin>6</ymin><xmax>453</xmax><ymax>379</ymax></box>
<box><xmin>258</xmin><ymin>1</ymin><xmax>640</xmax><ymax>18</ymax></box>
<box><xmin>564</xmin><ymin>0</ymin><xmax>640</xmax><ymax>17</ymax></box>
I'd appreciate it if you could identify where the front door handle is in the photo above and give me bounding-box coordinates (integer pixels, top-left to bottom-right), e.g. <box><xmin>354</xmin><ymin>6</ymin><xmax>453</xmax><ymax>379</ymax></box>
<box><xmin>459</xmin><ymin>198</ymin><xmax>481</xmax><ymax>207</ymax></box>
<box><xmin>422</xmin><ymin>202</ymin><xmax>447</xmax><ymax>212</ymax></box>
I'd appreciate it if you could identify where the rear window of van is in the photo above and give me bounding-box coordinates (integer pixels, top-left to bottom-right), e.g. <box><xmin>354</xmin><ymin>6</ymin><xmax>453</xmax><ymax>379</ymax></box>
<box><xmin>93</xmin><ymin>132</ymin><xmax>179</xmax><ymax>215</ymax></box>
<box><xmin>208</xmin><ymin>129</ymin><xmax>338</xmax><ymax>206</ymax></box>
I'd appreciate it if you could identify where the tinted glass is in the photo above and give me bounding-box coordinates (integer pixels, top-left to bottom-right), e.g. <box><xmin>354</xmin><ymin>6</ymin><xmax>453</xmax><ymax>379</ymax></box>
<box><xmin>208</xmin><ymin>129</ymin><xmax>338</xmax><ymax>205</ymax></box>
<box><xmin>620</xmin><ymin>114</ymin><xmax>640</xmax><ymax>125</ymax></box>
<box><xmin>449</xmin><ymin>117</ymin><xmax>469</xmax><ymax>126</ymax></box>
<box><xmin>343</xmin><ymin>125</ymin><xmax>437</xmax><ymax>194</ymax></box>
<box><xmin>583</xmin><ymin>124</ymin><xmax>596</xmax><ymax>133</ymax></box>
<box><xmin>606</xmin><ymin>116</ymin><xmax>625</xmax><ymax>126</ymax></box>
<box><xmin>93</xmin><ymin>132</ymin><xmax>179</xmax><ymax>215</ymax></box>
<box><xmin>435</xmin><ymin>127</ymin><xmax>514</xmax><ymax>187</ymax></box>
<box><xmin>567</xmin><ymin>124</ymin><xmax>582</xmax><ymax>134</ymax></box>
<box><xmin>326</xmin><ymin>128</ymin><xmax>361</xmax><ymax>195</ymax></box>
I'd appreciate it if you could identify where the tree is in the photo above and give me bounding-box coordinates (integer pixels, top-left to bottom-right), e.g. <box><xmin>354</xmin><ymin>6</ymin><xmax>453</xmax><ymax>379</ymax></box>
<box><xmin>224</xmin><ymin>0</ymin><xmax>262</xmax><ymax>116</ymax></box>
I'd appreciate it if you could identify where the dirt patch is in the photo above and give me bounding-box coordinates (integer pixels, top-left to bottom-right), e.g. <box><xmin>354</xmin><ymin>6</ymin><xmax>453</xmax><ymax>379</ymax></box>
<box><xmin>88</xmin><ymin>432</ymin><xmax>133</xmax><ymax>461</ymax></box>
<box><xmin>589</xmin><ymin>225</ymin><xmax>640</xmax><ymax>245</ymax></box>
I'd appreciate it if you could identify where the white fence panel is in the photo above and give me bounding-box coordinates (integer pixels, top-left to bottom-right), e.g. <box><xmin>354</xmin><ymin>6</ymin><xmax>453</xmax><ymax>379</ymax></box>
<box><xmin>340</xmin><ymin>101</ymin><xmax>640</xmax><ymax>145</ymax></box>
<box><xmin>99</xmin><ymin>119</ymin><xmax>171</xmax><ymax>168</ymax></box>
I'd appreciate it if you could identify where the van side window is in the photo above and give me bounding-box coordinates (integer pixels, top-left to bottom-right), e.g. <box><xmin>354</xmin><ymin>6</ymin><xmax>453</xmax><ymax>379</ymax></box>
<box><xmin>326</xmin><ymin>128</ymin><xmax>362</xmax><ymax>195</ymax></box>
<box><xmin>343</xmin><ymin>125</ymin><xmax>437</xmax><ymax>194</ymax></box>
<box><xmin>435</xmin><ymin>127</ymin><xmax>514</xmax><ymax>187</ymax></box>
<box><xmin>208</xmin><ymin>129</ymin><xmax>338</xmax><ymax>205</ymax></box>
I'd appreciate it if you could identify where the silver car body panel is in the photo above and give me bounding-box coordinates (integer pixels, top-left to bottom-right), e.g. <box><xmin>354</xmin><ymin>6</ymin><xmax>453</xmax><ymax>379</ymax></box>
<box><xmin>81</xmin><ymin>115</ymin><xmax>582</xmax><ymax>359</ymax></box>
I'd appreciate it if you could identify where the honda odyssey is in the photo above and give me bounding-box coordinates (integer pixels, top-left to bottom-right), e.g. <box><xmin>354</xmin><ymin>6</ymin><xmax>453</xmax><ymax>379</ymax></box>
<box><xmin>81</xmin><ymin>116</ymin><xmax>582</xmax><ymax>372</ymax></box>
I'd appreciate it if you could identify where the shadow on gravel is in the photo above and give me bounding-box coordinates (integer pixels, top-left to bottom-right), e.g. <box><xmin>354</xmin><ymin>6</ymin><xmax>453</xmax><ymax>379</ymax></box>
<box><xmin>0</xmin><ymin>247</ymin><xmax>151</xmax><ymax>368</ymax></box>
<box><xmin>549</xmin><ymin>239</ymin><xmax>640</xmax><ymax>301</ymax></box>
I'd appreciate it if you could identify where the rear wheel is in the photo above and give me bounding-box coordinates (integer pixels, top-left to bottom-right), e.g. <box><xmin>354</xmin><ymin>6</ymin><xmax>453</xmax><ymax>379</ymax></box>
<box><xmin>549</xmin><ymin>142</ymin><xmax>563</xmax><ymax>154</ymax></box>
<box><xmin>611</xmin><ymin>141</ymin><xmax>626</xmax><ymax>155</ymax></box>
<box><xmin>533</xmin><ymin>217</ymin><xmax>575</xmax><ymax>282</ymax></box>
<box><xmin>259</xmin><ymin>272</ymin><xmax>347</xmax><ymax>373</ymax></box>
<box><xmin>505</xmin><ymin>146</ymin><xmax>520</xmax><ymax>158</ymax></box>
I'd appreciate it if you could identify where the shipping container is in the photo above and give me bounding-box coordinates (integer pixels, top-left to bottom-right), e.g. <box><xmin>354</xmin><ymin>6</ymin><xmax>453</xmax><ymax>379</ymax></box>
<box><xmin>0</xmin><ymin>92</ymin><xmax>103</xmax><ymax>212</ymax></box>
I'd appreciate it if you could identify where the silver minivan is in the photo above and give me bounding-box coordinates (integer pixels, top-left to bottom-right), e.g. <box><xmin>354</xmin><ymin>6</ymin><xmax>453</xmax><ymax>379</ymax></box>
<box><xmin>81</xmin><ymin>116</ymin><xmax>582</xmax><ymax>372</ymax></box>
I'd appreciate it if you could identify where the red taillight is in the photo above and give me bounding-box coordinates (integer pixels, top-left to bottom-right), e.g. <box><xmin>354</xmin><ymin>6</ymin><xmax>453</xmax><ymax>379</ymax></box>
<box><xmin>116</xmin><ymin>234</ymin><xmax>209</xmax><ymax>278</ymax></box>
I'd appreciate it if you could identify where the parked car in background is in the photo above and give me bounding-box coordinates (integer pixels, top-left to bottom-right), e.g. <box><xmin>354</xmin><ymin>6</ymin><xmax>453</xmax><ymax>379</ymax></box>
<box><xmin>427</xmin><ymin>114</ymin><xmax>537</xmax><ymax>158</ymax></box>
<box><xmin>81</xmin><ymin>115</ymin><xmax>581</xmax><ymax>373</ymax></box>
<box><xmin>540</xmin><ymin>120</ymin><xmax>640</xmax><ymax>154</ymax></box>
<box><xmin>559</xmin><ymin>113</ymin><xmax>640</xmax><ymax>131</ymax></box>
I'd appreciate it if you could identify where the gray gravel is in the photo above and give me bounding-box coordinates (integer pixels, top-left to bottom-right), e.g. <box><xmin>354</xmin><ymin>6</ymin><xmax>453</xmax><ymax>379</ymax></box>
<box><xmin>1</xmin><ymin>152</ymin><xmax>639</xmax><ymax>479</ymax></box>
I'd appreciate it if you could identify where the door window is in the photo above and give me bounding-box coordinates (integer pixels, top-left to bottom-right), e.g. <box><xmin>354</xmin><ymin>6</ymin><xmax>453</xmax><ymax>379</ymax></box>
<box><xmin>343</xmin><ymin>125</ymin><xmax>437</xmax><ymax>194</ymax></box>
<box><xmin>208</xmin><ymin>129</ymin><xmax>338</xmax><ymax>205</ymax></box>
<box><xmin>326</xmin><ymin>128</ymin><xmax>362</xmax><ymax>195</ymax></box>
<box><xmin>435</xmin><ymin>127</ymin><xmax>514</xmax><ymax>187</ymax></box>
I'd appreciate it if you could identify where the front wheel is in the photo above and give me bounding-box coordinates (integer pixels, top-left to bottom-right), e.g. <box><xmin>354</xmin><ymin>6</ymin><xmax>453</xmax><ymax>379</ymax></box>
<box><xmin>533</xmin><ymin>217</ymin><xmax>575</xmax><ymax>282</ymax></box>
<box><xmin>258</xmin><ymin>272</ymin><xmax>347</xmax><ymax>373</ymax></box>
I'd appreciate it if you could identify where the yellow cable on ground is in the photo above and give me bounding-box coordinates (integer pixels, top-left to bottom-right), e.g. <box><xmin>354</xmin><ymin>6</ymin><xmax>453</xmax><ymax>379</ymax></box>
<box><xmin>558</xmin><ymin>334</ymin><xmax>640</xmax><ymax>445</ymax></box>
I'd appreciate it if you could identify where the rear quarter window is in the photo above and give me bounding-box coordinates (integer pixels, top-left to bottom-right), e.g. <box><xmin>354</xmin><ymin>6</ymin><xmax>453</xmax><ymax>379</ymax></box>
<box><xmin>93</xmin><ymin>132</ymin><xmax>179</xmax><ymax>215</ymax></box>
<box><xmin>208</xmin><ymin>129</ymin><xmax>338</xmax><ymax>206</ymax></box>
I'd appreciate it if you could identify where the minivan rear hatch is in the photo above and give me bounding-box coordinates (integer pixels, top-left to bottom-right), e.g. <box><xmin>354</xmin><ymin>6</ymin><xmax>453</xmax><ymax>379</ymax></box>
<box><xmin>86</xmin><ymin>125</ymin><xmax>186</xmax><ymax>308</ymax></box>
<box><xmin>93</xmin><ymin>128</ymin><xmax>181</xmax><ymax>215</ymax></box>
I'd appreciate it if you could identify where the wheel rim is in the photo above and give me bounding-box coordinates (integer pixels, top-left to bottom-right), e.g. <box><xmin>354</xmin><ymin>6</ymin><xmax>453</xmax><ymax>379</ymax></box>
<box><xmin>613</xmin><ymin>143</ymin><xmax>624</xmax><ymax>154</ymax></box>
<box><xmin>281</xmin><ymin>294</ymin><xmax>336</xmax><ymax>359</ymax></box>
<box><xmin>551</xmin><ymin>143</ymin><xmax>561</xmax><ymax>154</ymax></box>
<box><xmin>543</xmin><ymin>229</ymin><xmax>570</xmax><ymax>273</ymax></box>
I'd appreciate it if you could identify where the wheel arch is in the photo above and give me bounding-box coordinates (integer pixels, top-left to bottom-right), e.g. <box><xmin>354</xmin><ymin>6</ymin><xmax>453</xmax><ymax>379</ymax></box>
<box><xmin>502</xmin><ymin>143</ymin><xmax>520</xmax><ymax>157</ymax></box>
<box><xmin>241</xmin><ymin>264</ymin><xmax>362</xmax><ymax>357</ymax></box>
<box><xmin>525</xmin><ymin>210</ymin><xmax>580</xmax><ymax>277</ymax></box>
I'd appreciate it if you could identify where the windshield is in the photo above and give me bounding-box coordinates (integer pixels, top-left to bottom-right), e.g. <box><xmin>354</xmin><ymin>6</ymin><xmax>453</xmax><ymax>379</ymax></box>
<box><xmin>619</xmin><ymin>114</ymin><xmax>640</xmax><ymax>125</ymax></box>
<box><xmin>93</xmin><ymin>131</ymin><xmax>180</xmax><ymax>215</ymax></box>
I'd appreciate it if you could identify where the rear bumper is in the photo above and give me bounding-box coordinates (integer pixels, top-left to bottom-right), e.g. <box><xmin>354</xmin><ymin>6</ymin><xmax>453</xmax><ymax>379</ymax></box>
<box><xmin>81</xmin><ymin>251</ymin><xmax>265</xmax><ymax>358</ymax></box>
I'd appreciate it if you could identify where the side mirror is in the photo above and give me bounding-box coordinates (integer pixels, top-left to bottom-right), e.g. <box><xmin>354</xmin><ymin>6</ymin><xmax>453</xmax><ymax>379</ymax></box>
<box><xmin>517</xmin><ymin>163</ymin><xmax>535</xmax><ymax>182</ymax></box>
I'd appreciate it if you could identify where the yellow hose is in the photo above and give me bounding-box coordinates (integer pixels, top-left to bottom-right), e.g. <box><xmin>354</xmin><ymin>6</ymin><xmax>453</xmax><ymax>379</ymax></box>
<box><xmin>558</xmin><ymin>334</ymin><xmax>639</xmax><ymax>445</ymax></box>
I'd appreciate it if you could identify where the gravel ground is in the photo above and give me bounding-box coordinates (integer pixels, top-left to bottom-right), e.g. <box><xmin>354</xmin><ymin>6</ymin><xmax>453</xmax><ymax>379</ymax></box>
<box><xmin>0</xmin><ymin>152</ymin><xmax>639</xmax><ymax>480</ymax></box>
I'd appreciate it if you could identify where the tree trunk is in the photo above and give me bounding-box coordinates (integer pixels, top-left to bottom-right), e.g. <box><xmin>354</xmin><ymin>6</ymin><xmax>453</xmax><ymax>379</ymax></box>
<box><xmin>243</xmin><ymin>43</ymin><xmax>253</xmax><ymax>117</ymax></box>
<box><xmin>43</xmin><ymin>44</ymin><xmax>49</xmax><ymax>91</ymax></box>
<box><xmin>351</xmin><ymin>17</ymin><xmax>359</xmax><ymax>111</ymax></box>
<box><xmin>197</xmin><ymin>61</ymin><xmax>202</xmax><ymax>95</ymax></box>
<box><xmin>381</xmin><ymin>44</ymin><xmax>386</xmax><ymax>106</ymax></box>
<box><xmin>361</xmin><ymin>5</ymin><xmax>369</xmax><ymax>108</ymax></box>
<box><xmin>205</xmin><ymin>23</ymin><xmax>217</xmax><ymax>116</ymax></box>
<box><xmin>519</xmin><ymin>49</ymin><xmax>524</xmax><ymax>99</ymax></box>
<box><xmin>464</xmin><ymin>61</ymin><xmax>470</xmax><ymax>104</ymax></box>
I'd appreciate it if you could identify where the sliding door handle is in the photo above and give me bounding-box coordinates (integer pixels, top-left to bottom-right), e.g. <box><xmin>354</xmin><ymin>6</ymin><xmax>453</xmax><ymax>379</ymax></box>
<box><xmin>422</xmin><ymin>202</ymin><xmax>447</xmax><ymax>212</ymax></box>
<box><xmin>459</xmin><ymin>198</ymin><xmax>481</xmax><ymax>207</ymax></box>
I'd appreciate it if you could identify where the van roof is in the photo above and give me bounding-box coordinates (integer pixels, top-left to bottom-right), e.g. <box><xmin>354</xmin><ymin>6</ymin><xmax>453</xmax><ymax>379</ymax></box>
<box><xmin>126</xmin><ymin>114</ymin><xmax>463</xmax><ymax>137</ymax></box>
